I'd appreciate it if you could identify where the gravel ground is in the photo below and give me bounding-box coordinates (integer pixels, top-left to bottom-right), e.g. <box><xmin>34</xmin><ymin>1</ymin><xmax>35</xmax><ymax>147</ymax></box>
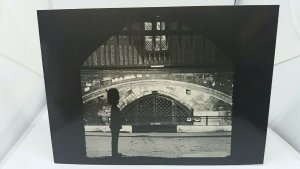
<box><xmin>85</xmin><ymin>132</ymin><xmax>231</xmax><ymax>158</ymax></box>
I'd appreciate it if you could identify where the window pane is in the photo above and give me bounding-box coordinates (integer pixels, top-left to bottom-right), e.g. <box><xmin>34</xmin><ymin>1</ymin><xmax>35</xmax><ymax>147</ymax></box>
<box><xmin>145</xmin><ymin>36</ymin><xmax>153</xmax><ymax>50</ymax></box>
<box><xmin>155</xmin><ymin>36</ymin><xmax>161</xmax><ymax>51</ymax></box>
<box><xmin>157</xmin><ymin>22</ymin><xmax>161</xmax><ymax>30</ymax></box>
<box><xmin>161</xmin><ymin>35</ymin><xmax>167</xmax><ymax>50</ymax></box>
<box><xmin>144</xmin><ymin>22</ymin><xmax>152</xmax><ymax>30</ymax></box>
<box><xmin>161</xmin><ymin>22</ymin><xmax>166</xmax><ymax>30</ymax></box>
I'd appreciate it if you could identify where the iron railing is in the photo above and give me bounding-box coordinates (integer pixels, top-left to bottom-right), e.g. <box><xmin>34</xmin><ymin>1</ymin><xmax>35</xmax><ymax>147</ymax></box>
<box><xmin>84</xmin><ymin>115</ymin><xmax>232</xmax><ymax>126</ymax></box>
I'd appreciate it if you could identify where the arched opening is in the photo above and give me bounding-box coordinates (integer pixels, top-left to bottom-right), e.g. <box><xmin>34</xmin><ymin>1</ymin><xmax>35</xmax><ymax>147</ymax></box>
<box><xmin>122</xmin><ymin>92</ymin><xmax>192</xmax><ymax>132</ymax></box>
<box><xmin>80</xmin><ymin>19</ymin><xmax>233</xmax><ymax>134</ymax></box>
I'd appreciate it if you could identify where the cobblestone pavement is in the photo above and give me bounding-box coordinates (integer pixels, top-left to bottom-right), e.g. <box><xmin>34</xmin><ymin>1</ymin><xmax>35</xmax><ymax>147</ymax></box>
<box><xmin>85</xmin><ymin>132</ymin><xmax>231</xmax><ymax>158</ymax></box>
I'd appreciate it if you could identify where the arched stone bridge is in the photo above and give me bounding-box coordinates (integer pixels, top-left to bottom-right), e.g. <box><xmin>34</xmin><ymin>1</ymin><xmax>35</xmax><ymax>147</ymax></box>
<box><xmin>82</xmin><ymin>79</ymin><xmax>232</xmax><ymax>111</ymax></box>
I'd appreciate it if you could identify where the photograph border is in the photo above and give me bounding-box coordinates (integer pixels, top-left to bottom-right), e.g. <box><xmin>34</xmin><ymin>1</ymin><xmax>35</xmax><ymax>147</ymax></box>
<box><xmin>38</xmin><ymin>6</ymin><xmax>279</xmax><ymax>165</ymax></box>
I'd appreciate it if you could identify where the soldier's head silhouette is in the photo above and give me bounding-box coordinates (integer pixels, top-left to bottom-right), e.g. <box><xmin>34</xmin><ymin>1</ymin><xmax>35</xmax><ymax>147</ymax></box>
<box><xmin>107</xmin><ymin>88</ymin><xmax>120</xmax><ymax>106</ymax></box>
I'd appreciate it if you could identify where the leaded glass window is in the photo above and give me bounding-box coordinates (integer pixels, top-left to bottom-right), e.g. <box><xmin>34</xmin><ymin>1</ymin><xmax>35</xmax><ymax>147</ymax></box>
<box><xmin>144</xmin><ymin>22</ymin><xmax>152</xmax><ymax>30</ymax></box>
<box><xmin>144</xmin><ymin>22</ymin><xmax>168</xmax><ymax>51</ymax></box>
<box><xmin>145</xmin><ymin>36</ymin><xmax>153</xmax><ymax>51</ymax></box>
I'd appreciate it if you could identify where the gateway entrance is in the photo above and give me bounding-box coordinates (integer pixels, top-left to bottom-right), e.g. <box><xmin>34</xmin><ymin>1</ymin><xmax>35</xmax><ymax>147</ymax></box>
<box><xmin>122</xmin><ymin>92</ymin><xmax>193</xmax><ymax>132</ymax></box>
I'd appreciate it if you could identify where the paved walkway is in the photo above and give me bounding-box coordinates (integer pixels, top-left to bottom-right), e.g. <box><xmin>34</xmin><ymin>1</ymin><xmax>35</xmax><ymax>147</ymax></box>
<box><xmin>85</xmin><ymin>132</ymin><xmax>231</xmax><ymax>158</ymax></box>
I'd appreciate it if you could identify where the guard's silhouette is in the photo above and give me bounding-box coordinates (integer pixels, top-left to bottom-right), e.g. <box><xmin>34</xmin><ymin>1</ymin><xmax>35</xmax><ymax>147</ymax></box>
<box><xmin>107</xmin><ymin>88</ymin><xmax>122</xmax><ymax>157</ymax></box>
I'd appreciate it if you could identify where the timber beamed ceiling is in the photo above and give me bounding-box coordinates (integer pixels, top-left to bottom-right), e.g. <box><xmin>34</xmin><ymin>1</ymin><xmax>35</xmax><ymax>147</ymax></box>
<box><xmin>82</xmin><ymin>21</ymin><xmax>233</xmax><ymax>68</ymax></box>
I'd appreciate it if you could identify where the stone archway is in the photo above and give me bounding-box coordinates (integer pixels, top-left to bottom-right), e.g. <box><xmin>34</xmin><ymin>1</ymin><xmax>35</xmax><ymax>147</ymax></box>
<box><xmin>82</xmin><ymin>79</ymin><xmax>232</xmax><ymax>109</ymax></box>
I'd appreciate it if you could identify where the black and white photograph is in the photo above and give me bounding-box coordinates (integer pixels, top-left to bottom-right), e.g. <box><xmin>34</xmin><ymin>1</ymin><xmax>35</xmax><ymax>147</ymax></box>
<box><xmin>36</xmin><ymin>6</ymin><xmax>279</xmax><ymax>165</ymax></box>
<box><xmin>80</xmin><ymin>21</ymin><xmax>233</xmax><ymax>158</ymax></box>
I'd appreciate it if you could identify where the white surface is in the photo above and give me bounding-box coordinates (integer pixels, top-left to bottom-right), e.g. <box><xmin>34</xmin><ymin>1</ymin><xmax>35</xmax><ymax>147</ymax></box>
<box><xmin>0</xmin><ymin>0</ymin><xmax>49</xmax><ymax>161</ymax></box>
<box><xmin>51</xmin><ymin>0</ymin><xmax>235</xmax><ymax>9</ymax></box>
<box><xmin>269</xmin><ymin>55</ymin><xmax>300</xmax><ymax>152</ymax></box>
<box><xmin>0</xmin><ymin>56</ymin><xmax>46</xmax><ymax>160</ymax></box>
<box><xmin>0</xmin><ymin>0</ymin><xmax>49</xmax><ymax>74</ymax></box>
<box><xmin>0</xmin><ymin>109</ymin><xmax>300</xmax><ymax>168</ymax></box>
